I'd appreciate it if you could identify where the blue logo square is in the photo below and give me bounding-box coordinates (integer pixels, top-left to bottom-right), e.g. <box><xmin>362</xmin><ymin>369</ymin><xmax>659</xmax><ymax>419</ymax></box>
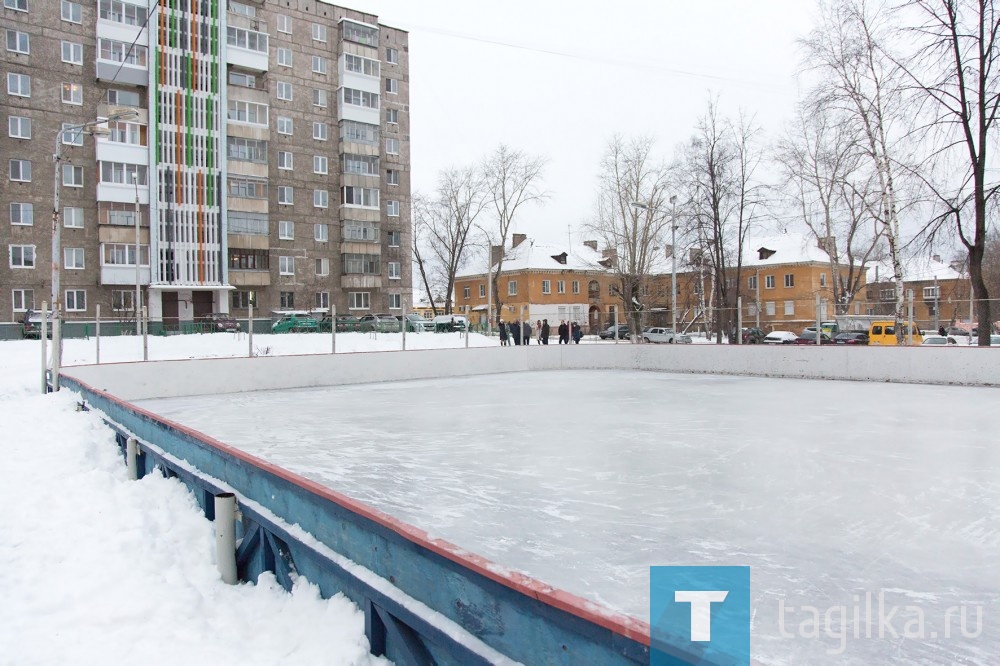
<box><xmin>650</xmin><ymin>566</ymin><xmax>750</xmax><ymax>665</ymax></box>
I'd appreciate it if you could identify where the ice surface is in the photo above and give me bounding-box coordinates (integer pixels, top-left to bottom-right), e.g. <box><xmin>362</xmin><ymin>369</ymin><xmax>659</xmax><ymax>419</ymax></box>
<box><xmin>137</xmin><ymin>369</ymin><xmax>1000</xmax><ymax>664</ymax></box>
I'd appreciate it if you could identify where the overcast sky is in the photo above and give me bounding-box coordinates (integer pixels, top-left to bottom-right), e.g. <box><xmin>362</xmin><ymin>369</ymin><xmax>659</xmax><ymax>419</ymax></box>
<box><xmin>341</xmin><ymin>0</ymin><xmax>818</xmax><ymax>246</ymax></box>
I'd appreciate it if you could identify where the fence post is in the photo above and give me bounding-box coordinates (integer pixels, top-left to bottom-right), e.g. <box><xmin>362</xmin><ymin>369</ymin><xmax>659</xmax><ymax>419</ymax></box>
<box><xmin>466</xmin><ymin>305</ymin><xmax>470</xmax><ymax>348</ymax></box>
<box><xmin>40</xmin><ymin>301</ymin><xmax>48</xmax><ymax>394</ymax></box>
<box><xmin>331</xmin><ymin>304</ymin><xmax>336</xmax><ymax>354</ymax></box>
<box><xmin>401</xmin><ymin>303</ymin><xmax>407</xmax><ymax>351</ymax></box>
<box><xmin>248</xmin><ymin>301</ymin><xmax>254</xmax><ymax>358</ymax></box>
<box><xmin>214</xmin><ymin>493</ymin><xmax>238</xmax><ymax>585</ymax></box>
<box><xmin>96</xmin><ymin>304</ymin><xmax>101</xmax><ymax>364</ymax></box>
<box><xmin>126</xmin><ymin>436</ymin><xmax>138</xmax><ymax>480</ymax></box>
<box><xmin>142</xmin><ymin>306</ymin><xmax>148</xmax><ymax>361</ymax></box>
<box><xmin>737</xmin><ymin>296</ymin><xmax>742</xmax><ymax>345</ymax></box>
<box><xmin>816</xmin><ymin>295</ymin><xmax>822</xmax><ymax>346</ymax></box>
<box><xmin>907</xmin><ymin>289</ymin><xmax>914</xmax><ymax>346</ymax></box>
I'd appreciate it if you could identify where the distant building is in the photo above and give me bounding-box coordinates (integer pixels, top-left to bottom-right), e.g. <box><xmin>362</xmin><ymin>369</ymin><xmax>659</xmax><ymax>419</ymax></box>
<box><xmin>866</xmin><ymin>254</ymin><xmax>972</xmax><ymax>329</ymax></box>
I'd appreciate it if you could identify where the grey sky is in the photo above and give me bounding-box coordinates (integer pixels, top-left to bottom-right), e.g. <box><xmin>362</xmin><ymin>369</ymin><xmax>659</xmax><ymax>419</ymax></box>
<box><xmin>343</xmin><ymin>0</ymin><xmax>817</xmax><ymax>245</ymax></box>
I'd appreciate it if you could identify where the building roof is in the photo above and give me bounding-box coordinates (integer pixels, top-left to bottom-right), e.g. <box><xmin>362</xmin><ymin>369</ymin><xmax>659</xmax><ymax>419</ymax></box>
<box><xmin>868</xmin><ymin>253</ymin><xmax>965</xmax><ymax>283</ymax></box>
<box><xmin>741</xmin><ymin>232</ymin><xmax>834</xmax><ymax>267</ymax></box>
<box><xmin>456</xmin><ymin>239</ymin><xmax>612</xmax><ymax>278</ymax></box>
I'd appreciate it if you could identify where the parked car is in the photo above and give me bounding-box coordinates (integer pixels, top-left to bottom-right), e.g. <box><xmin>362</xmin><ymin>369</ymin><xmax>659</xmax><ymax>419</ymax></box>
<box><xmin>831</xmin><ymin>332</ymin><xmax>869</xmax><ymax>345</ymax></box>
<box><xmin>991</xmin><ymin>335</ymin><xmax>1000</xmax><ymax>346</ymax></box>
<box><xmin>200</xmin><ymin>312</ymin><xmax>239</xmax><ymax>332</ymax></box>
<box><xmin>868</xmin><ymin>321</ymin><xmax>923</xmax><ymax>346</ymax></box>
<box><xmin>431</xmin><ymin>314</ymin><xmax>467</xmax><ymax>332</ymax></box>
<box><xmin>675</xmin><ymin>334</ymin><xmax>693</xmax><ymax>344</ymax></box>
<box><xmin>21</xmin><ymin>309</ymin><xmax>56</xmax><ymax>339</ymax></box>
<box><xmin>271</xmin><ymin>312</ymin><xmax>319</xmax><ymax>333</ymax></box>
<box><xmin>317</xmin><ymin>314</ymin><xmax>360</xmax><ymax>332</ymax></box>
<box><xmin>401</xmin><ymin>313</ymin><xmax>433</xmax><ymax>332</ymax></box>
<box><xmin>762</xmin><ymin>330</ymin><xmax>797</xmax><ymax>344</ymax></box>
<box><xmin>794</xmin><ymin>330</ymin><xmax>833</xmax><ymax>345</ymax></box>
<box><xmin>734</xmin><ymin>327</ymin><xmax>765</xmax><ymax>344</ymax></box>
<box><xmin>921</xmin><ymin>335</ymin><xmax>962</xmax><ymax>346</ymax></box>
<box><xmin>599</xmin><ymin>324</ymin><xmax>631</xmax><ymax>340</ymax></box>
<box><xmin>642</xmin><ymin>327</ymin><xmax>677</xmax><ymax>344</ymax></box>
<box><xmin>359</xmin><ymin>313</ymin><xmax>402</xmax><ymax>332</ymax></box>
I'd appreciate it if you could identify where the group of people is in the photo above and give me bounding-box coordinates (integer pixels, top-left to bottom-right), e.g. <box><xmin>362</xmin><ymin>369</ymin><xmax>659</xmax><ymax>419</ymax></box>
<box><xmin>497</xmin><ymin>319</ymin><xmax>583</xmax><ymax>346</ymax></box>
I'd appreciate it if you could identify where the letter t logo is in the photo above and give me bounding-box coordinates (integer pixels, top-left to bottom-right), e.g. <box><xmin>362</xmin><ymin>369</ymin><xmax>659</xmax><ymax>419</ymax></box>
<box><xmin>674</xmin><ymin>590</ymin><xmax>729</xmax><ymax>641</ymax></box>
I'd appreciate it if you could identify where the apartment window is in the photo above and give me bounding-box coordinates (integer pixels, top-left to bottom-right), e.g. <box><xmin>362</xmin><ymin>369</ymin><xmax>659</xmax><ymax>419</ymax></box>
<box><xmin>64</xmin><ymin>247</ymin><xmax>84</xmax><ymax>269</ymax></box>
<box><xmin>387</xmin><ymin>230</ymin><xmax>401</xmax><ymax>247</ymax></box>
<box><xmin>278</xmin><ymin>256</ymin><xmax>295</xmax><ymax>275</ymax></box>
<box><xmin>105</xmin><ymin>208</ymin><xmax>139</xmax><ymax>226</ymax></box>
<box><xmin>344</xmin><ymin>53</ymin><xmax>380</xmax><ymax>77</ymax></box>
<box><xmin>389</xmin><ymin>261</ymin><xmax>400</xmax><ymax>279</ymax></box>
<box><xmin>342</xmin><ymin>186</ymin><xmax>379</xmax><ymax>207</ymax></box>
<box><xmin>276</xmin><ymin>116</ymin><xmax>292</xmax><ymax>134</ymax></box>
<box><xmin>231</xmin><ymin>290</ymin><xmax>254</xmax><ymax>309</ymax></box>
<box><xmin>60</xmin><ymin>41</ymin><xmax>83</xmax><ymax>65</ymax></box>
<box><xmin>342</xmin><ymin>154</ymin><xmax>379</xmax><ymax>176</ymax></box>
<box><xmin>10</xmin><ymin>202</ymin><xmax>32</xmax><ymax>226</ymax></box>
<box><xmin>12</xmin><ymin>288</ymin><xmax>33</xmax><ymax>311</ymax></box>
<box><xmin>386</xmin><ymin>47</ymin><xmax>398</xmax><ymax>64</ymax></box>
<box><xmin>276</xmin><ymin>47</ymin><xmax>292</xmax><ymax>67</ymax></box>
<box><xmin>227</xmin><ymin>175</ymin><xmax>267</xmax><ymax>199</ymax></box>
<box><xmin>226</xmin><ymin>27</ymin><xmax>267</xmax><ymax>54</ymax></box>
<box><xmin>276</xmin><ymin>14</ymin><xmax>291</xmax><ymax>34</ymax></box>
<box><xmin>106</xmin><ymin>88</ymin><xmax>140</xmax><ymax>106</ymax></box>
<box><xmin>315</xmin><ymin>258</ymin><xmax>329</xmax><ymax>276</ymax></box>
<box><xmin>10</xmin><ymin>244</ymin><xmax>35</xmax><ymax>268</ymax></box>
<box><xmin>61</xmin><ymin>0</ymin><xmax>81</xmax><ymax>23</ymax></box>
<box><xmin>386</xmin><ymin>108</ymin><xmax>398</xmax><ymax>125</ymax></box>
<box><xmin>276</xmin><ymin>81</ymin><xmax>292</xmax><ymax>101</ymax></box>
<box><xmin>349</xmin><ymin>292</ymin><xmax>369</xmax><ymax>310</ymax></box>
<box><xmin>7</xmin><ymin>73</ymin><xmax>30</xmax><ymax>97</ymax></box>
<box><xmin>312</xmin><ymin>122</ymin><xmax>328</xmax><ymax>140</ymax></box>
<box><xmin>277</xmin><ymin>186</ymin><xmax>293</xmax><ymax>205</ymax></box>
<box><xmin>388</xmin><ymin>293</ymin><xmax>401</xmax><ymax>310</ymax></box>
<box><xmin>572</xmin><ymin>280</ymin><xmax>580</xmax><ymax>294</ymax></box>
<box><xmin>312</xmin><ymin>88</ymin><xmax>327</xmax><ymax>108</ymax></box>
<box><xmin>103</xmin><ymin>243</ymin><xmax>149</xmax><ymax>266</ymax></box>
<box><xmin>279</xmin><ymin>291</ymin><xmax>294</xmax><ymax>309</ymax></box>
<box><xmin>341</xmin><ymin>120</ymin><xmax>378</xmax><ymax>144</ymax></box>
<box><xmin>5</xmin><ymin>0</ymin><xmax>28</xmax><ymax>11</ymax></box>
<box><xmin>386</xmin><ymin>200</ymin><xmax>399</xmax><ymax>217</ymax></box>
<box><xmin>278</xmin><ymin>220</ymin><xmax>293</xmax><ymax>239</ymax></box>
<box><xmin>312</xmin><ymin>23</ymin><xmax>326</xmax><ymax>42</ymax></box>
<box><xmin>343</xmin><ymin>253</ymin><xmax>380</xmax><ymax>274</ymax></box>
<box><xmin>8</xmin><ymin>116</ymin><xmax>30</xmax><ymax>139</ymax></box>
<box><xmin>386</xmin><ymin>138</ymin><xmax>400</xmax><ymax>155</ymax></box>
<box><xmin>312</xmin><ymin>56</ymin><xmax>327</xmax><ymax>75</ymax></box>
<box><xmin>386</xmin><ymin>169</ymin><xmax>399</xmax><ymax>185</ymax></box>
<box><xmin>9</xmin><ymin>159</ymin><xmax>31</xmax><ymax>182</ymax></box>
<box><xmin>819</xmin><ymin>273</ymin><xmax>827</xmax><ymax>288</ymax></box>
<box><xmin>277</xmin><ymin>151</ymin><xmax>292</xmax><ymax>170</ymax></box>
<box><xmin>923</xmin><ymin>286</ymin><xmax>940</xmax><ymax>299</ymax></box>
<box><xmin>313</xmin><ymin>189</ymin><xmax>328</xmax><ymax>208</ymax></box>
<box><xmin>880</xmin><ymin>289</ymin><xmax>895</xmax><ymax>300</ymax></box>
<box><xmin>65</xmin><ymin>289</ymin><xmax>86</xmax><ymax>311</ymax></box>
<box><xmin>99</xmin><ymin>38</ymin><xmax>147</xmax><ymax>66</ymax></box>
<box><xmin>784</xmin><ymin>274</ymin><xmax>794</xmax><ymax>288</ymax></box>
<box><xmin>784</xmin><ymin>300</ymin><xmax>795</xmax><ymax>316</ymax></box>
<box><xmin>61</xmin><ymin>123</ymin><xmax>83</xmax><ymax>146</ymax></box>
<box><xmin>541</xmin><ymin>280</ymin><xmax>551</xmax><ymax>294</ymax></box>
<box><xmin>342</xmin><ymin>20</ymin><xmax>378</xmax><ymax>46</ymax></box>
<box><xmin>385</xmin><ymin>78</ymin><xmax>398</xmax><ymax>94</ymax></box>
<box><xmin>100</xmin><ymin>1</ymin><xmax>149</xmax><ymax>26</ymax></box>
<box><xmin>748</xmin><ymin>275</ymin><xmax>758</xmax><ymax>290</ymax></box>
<box><xmin>62</xmin><ymin>83</ymin><xmax>83</xmax><ymax>105</ymax></box>
<box><xmin>111</xmin><ymin>290</ymin><xmax>135</xmax><ymax>312</ymax></box>
<box><xmin>341</xmin><ymin>87</ymin><xmax>379</xmax><ymax>109</ymax></box>
<box><xmin>227</xmin><ymin>137</ymin><xmax>267</xmax><ymax>163</ymax></box>
<box><xmin>6</xmin><ymin>30</ymin><xmax>30</xmax><ymax>54</ymax></box>
<box><xmin>106</xmin><ymin>120</ymin><xmax>146</xmax><ymax>146</ymax></box>
<box><xmin>508</xmin><ymin>280</ymin><xmax>517</xmax><ymax>296</ymax></box>
<box><xmin>766</xmin><ymin>301</ymin><xmax>776</xmax><ymax>316</ymax></box>
<box><xmin>227</xmin><ymin>212</ymin><xmax>267</xmax><ymax>236</ymax></box>
<box><xmin>557</xmin><ymin>280</ymin><xmax>565</xmax><ymax>294</ymax></box>
<box><xmin>227</xmin><ymin>100</ymin><xmax>268</xmax><ymax>126</ymax></box>
<box><xmin>63</xmin><ymin>207</ymin><xmax>83</xmax><ymax>228</ymax></box>
<box><xmin>765</xmin><ymin>275</ymin><xmax>775</xmax><ymax>289</ymax></box>
<box><xmin>313</xmin><ymin>155</ymin><xmax>327</xmax><ymax>174</ymax></box>
<box><xmin>100</xmin><ymin>162</ymin><xmax>147</xmax><ymax>185</ymax></box>
<box><xmin>228</xmin><ymin>71</ymin><xmax>256</xmax><ymax>88</ymax></box>
<box><xmin>229</xmin><ymin>249</ymin><xmax>268</xmax><ymax>271</ymax></box>
<box><xmin>479</xmin><ymin>284</ymin><xmax>486</xmax><ymax>298</ymax></box>
<box><xmin>315</xmin><ymin>292</ymin><xmax>330</xmax><ymax>310</ymax></box>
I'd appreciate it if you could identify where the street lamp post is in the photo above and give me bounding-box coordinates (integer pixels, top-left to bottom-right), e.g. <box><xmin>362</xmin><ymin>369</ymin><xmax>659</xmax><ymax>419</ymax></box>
<box><xmin>132</xmin><ymin>173</ymin><xmax>142</xmax><ymax>336</ymax></box>
<box><xmin>631</xmin><ymin>198</ymin><xmax>679</xmax><ymax>335</ymax></box>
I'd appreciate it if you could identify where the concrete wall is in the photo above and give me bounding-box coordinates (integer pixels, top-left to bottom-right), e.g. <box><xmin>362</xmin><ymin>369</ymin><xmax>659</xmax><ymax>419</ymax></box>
<box><xmin>62</xmin><ymin>344</ymin><xmax>1000</xmax><ymax>402</ymax></box>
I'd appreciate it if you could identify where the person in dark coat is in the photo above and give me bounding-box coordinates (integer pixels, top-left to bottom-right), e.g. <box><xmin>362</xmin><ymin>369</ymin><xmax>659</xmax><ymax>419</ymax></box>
<box><xmin>572</xmin><ymin>321</ymin><xmax>583</xmax><ymax>344</ymax></box>
<box><xmin>498</xmin><ymin>320</ymin><xmax>508</xmax><ymax>346</ymax></box>
<box><xmin>522</xmin><ymin>320</ymin><xmax>532</xmax><ymax>345</ymax></box>
<box><xmin>510</xmin><ymin>319</ymin><xmax>521</xmax><ymax>345</ymax></box>
<box><xmin>558</xmin><ymin>320</ymin><xmax>569</xmax><ymax>344</ymax></box>
<box><xmin>541</xmin><ymin>319</ymin><xmax>550</xmax><ymax>345</ymax></box>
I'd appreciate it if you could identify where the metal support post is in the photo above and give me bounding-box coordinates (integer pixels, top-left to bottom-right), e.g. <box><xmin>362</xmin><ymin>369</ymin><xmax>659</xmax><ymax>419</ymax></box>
<box><xmin>737</xmin><ymin>296</ymin><xmax>742</xmax><ymax>344</ymax></box>
<box><xmin>142</xmin><ymin>306</ymin><xmax>148</xmax><ymax>361</ymax></box>
<box><xmin>95</xmin><ymin>304</ymin><xmax>101</xmax><ymax>364</ymax></box>
<box><xmin>816</xmin><ymin>295</ymin><xmax>822</xmax><ymax>346</ymax></box>
<box><xmin>331</xmin><ymin>304</ymin><xmax>336</xmax><ymax>354</ymax></box>
<box><xmin>126</xmin><ymin>436</ymin><xmax>138</xmax><ymax>481</ymax></box>
<box><xmin>907</xmin><ymin>289</ymin><xmax>914</xmax><ymax>346</ymax></box>
<box><xmin>40</xmin><ymin>301</ymin><xmax>48</xmax><ymax>394</ymax></box>
<box><xmin>248</xmin><ymin>301</ymin><xmax>254</xmax><ymax>358</ymax></box>
<box><xmin>402</xmin><ymin>303</ymin><xmax>407</xmax><ymax>350</ymax></box>
<box><xmin>214</xmin><ymin>493</ymin><xmax>238</xmax><ymax>584</ymax></box>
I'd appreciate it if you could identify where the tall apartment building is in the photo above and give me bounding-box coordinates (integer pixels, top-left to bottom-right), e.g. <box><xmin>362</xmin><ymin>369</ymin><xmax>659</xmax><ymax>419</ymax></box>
<box><xmin>1</xmin><ymin>0</ymin><xmax>410</xmax><ymax>327</ymax></box>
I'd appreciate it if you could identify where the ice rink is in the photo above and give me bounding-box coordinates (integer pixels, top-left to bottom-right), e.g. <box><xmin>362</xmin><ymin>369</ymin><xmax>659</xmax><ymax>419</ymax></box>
<box><xmin>137</xmin><ymin>369</ymin><xmax>999</xmax><ymax>664</ymax></box>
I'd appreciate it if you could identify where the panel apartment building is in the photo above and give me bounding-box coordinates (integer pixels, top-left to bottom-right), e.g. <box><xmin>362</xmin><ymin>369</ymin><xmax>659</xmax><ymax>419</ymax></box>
<box><xmin>1</xmin><ymin>0</ymin><xmax>411</xmax><ymax>328</ymax></box>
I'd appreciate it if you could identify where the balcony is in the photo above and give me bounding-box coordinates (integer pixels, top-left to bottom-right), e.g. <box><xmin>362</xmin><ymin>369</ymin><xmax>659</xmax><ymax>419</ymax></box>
<box><xmin>341</xmin><ymin>275</ymin><xmax>382</xmax><ymax>289</ymax></box>
<box><xmin>229</xmin><ymin>269</ymin><xmax>270</xmax><ymax>287</ymax></box>
<box><xmin>226</xmin><ymin>14</ymin><xmax>269</xmax><ymax>72</ymax></box>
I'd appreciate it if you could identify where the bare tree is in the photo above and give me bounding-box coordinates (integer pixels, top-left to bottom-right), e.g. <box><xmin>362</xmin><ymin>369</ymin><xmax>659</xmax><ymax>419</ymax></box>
<box><xmin>588</xmin><ymin>135</ymin><xmax>674</xmax><ymax>339</ymax></box>
<box><xmin>480</xmin><ymin>145</ymin><xmax>548</xmax><ymax>323</ymax></box>
<box><xmin>775</xmin><ymin>104</ymin><xmax>884</xmax><ymax>313</ymax></box>
<box><xmin>895</xmin><ymin>0</ymin><xmax>1000</xmax><ymax>345</ymax></box>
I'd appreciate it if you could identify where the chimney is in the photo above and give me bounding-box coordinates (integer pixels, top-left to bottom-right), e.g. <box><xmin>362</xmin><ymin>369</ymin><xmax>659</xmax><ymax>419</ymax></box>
<box><xmin>818</xmin><ymin>236</ymin><xmax>836</xmax><ymax>254</ymax></box>
<box><xmin>490</xmin><ymin>244</ymin><xmax>504</xmax><ymax>267</ymax></box>
<box><xmin>602</xmin><ymin>248</ymin><xmax>618</xmax><ymax>262</ymax></box>
<box><xmin>932</xmin><ymin>254</ymin><xmax>941</xmax><ymax>263</ymax></box>
<box><xmin>512</xmin><ymin>233</ymin><xmax>527</xmax><ymax>248</ymax></box>
<box><xmin>583</xmin><ymin>240</ymin><xmax>598</xmax><ymax>251</ymax></box>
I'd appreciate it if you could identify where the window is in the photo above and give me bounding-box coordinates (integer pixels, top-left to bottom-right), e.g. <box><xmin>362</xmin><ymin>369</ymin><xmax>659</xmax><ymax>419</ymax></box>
<box><xmin>228</xmin><ymin>71</ymin><xmax>256</xmax><ymax>88</ymax></box>
<box><xmin>61</xmin><ymin>0</ymin><xmax>81</xmax><ymax>23</ymax></box>
<box><xmin>765</xmin><ymin>275</ymin><xmax>775</xmax><ymax>289</ymax></box>
<box><xmin>279</xmin><ymin>256</ymin><xmax>295</xmax><ymax>275</ymax></box>
<box><xmin>65</xmin><ymin>289</ymin><xmax>86</xmax><ymax>311</ymax></box>
<box><xmin>344</xmin><ymin>53</ymin><xmax>380</xmax><ymax>77</ymax></box>
<box><xmin>386</xmin><ymin>47</ymin><xmax>398</xmax><ymax>64</ymax></box>
<box><xmin>231</xmin><ymin>290</ymin><xmax>255</xmax><ymax>309</ymax></box>
<box><xmin>276</xmin><ymin>47</ymin><xmax>292</xmax><ymax>67</ymax></box>
<box><xmin>341</xmin><ymin>87</ymin><xmax>379</xmax><ymax>109</ymax></box>
<box><xmin>316</xmin><ymin>258</ymin><xmax>329</xmax><ymax>276</ymax></box>
<box><xmin>106</xmin><ymin>88</ymin><xmax>140</xmax><ymax>106</ymax></box>
<box><xmin>344</xmin><ymin>221</ymin><xmax>379</xmax><ymax>242</ymax></box>
<box><xmin>102</xmin><ymin>243</ymin><xmax>149</xmax><ymax>266</ymax></box>
<box><xmin>312</xmin><ymin>122</ymin><xmax>328</xmax><ymax>140</ymax></box>
<box><xmin>99</xmin><ymin>0</ymin><xmax>149</xmax><ymax>26</ymax></box>
<box><xmin>342</xmin><ymin>186</ymin><xmax>379</xmax><ymax>207</ymax></box>
<box><xmin>389</xmin><ymin>261</ymin><xmax>400</xmax><ymax>279</ymax></box>
<box><xmin>880</xmin><ymin>289</ymin><xmax>895</xmax><ymax>300</ymax></box>
<box><xmin>227</xmin><ymin>212</ymin><xmax>267</xmax><ymax>235</ymax></box>
<box><xmin>276</xmin><ymin>14</ymin><xmax>291</xmax><ymax>34</ymax></box>
<box><xmin>61</xmin><ymin>41</ymin><xmax>83</xmax><ymax>65</ymax></box>
<box><xmin>99</xmin><ymin>38</ymin><xmax>147</xmax><ymax>66</ymax></box>
<box><xmin>312</xmin><ymin>88</ymin><xmax>327</xmax><ymax>108</ymax></box>
<box><xmin>277</xmin><ymin>186</ymin><xmax>293</xmax><ymax>205</ymax></box>
<box><xmin>12</xmin><ymin>288</ymin><xmax>33</xmax><ymax>311</ymax></box>
<box><xmin>312</xmin><ymin>23</ymin><xmax>326</xmax><ymax>42</ymax></box>
<box><xmin>343</xmin><ymin>154</ymin><xmax>379</xmax><ymax>175</ymax></box>
<box><xmin>923</xmin><ymin>286</ymin><xmax>940</xmax><ymax>299</ymax></box>
<box><xmin>313</xmin><ymin>189</ymin><xmax>328</xmax><ymax>208</ymax></box>
<box><xmin>6</xmin><ymin>30</ymin><xmax>29</xmax><ymax>54</ymax></box>
<box><xmin>748</xmin><ymin>275</ymin><xmax>758</xmax><ymax>290</ymax></box>
<box><xmin>9</xmin><ymin>159</ymin><xmax>31</xmax><ymax>182</ymax></box>
<box><xmin>342</xmin><ymin>19</ymin><xmax>378</xmax><ymax>46</ymax></box>
<box><xmin>386</xmin><ymin>169</ymin><xmax>399</xmax><ymax>185</ymax></box>
<box><xmin>385</xmin><ymin>78</ymin><xmax>398</xmax><ymax>94</ymax></box>
<box><xmin>227</xmin><ymin>100</ymin><xmax>268</xmax><ymax>125</ymax></box>
<box><xmin>349</xmin><ymin>292</ymin><xmax>369</xmax><ymax>310</ymax></box>
<box><xmin>386</xmin><ymin>200</ymin><xmax>399</xmax><ymax>217</ymax></box>
<box><xmin>63</xmin><ymin>207</ymin><xmax>83</xmax><ymax>228</ymax></box>
<box><xmin>315</xmin><ymin>292</ymin><xmax>329</xmax><ymax>310</ymax></box>
<box><xmin>572</xmin><ymin>280</ymin><xmax>580</xmax><ymax>294</ymax></box>
<box><xmin>61</xmin><ymin>122</ymin><xmax>83</xmax><ymax>145</ymax></box>
<box><xmin>10</xmin><ymin>202</ymin><xmax>32</xmax><ymax>226</ymax></box>
<box><xmin>387</xmin><ymin>230</ymin><xmax>400</xmax><ymax>247</ymax></box>
<box><xmin>479</xmin><ymin>284</ymin><xmax>486</xmax><ymax>298</ymax></box>
<box><xmin>386</xmin><ymin>138</ymin><xmax>399</xmax><ymax>155</ymax></box>
<box><xmin>278</xmin><ymin>220</ymin><xmax>293</xmax><ymax>239</ymax></box>
<box><xmin>7</xmin><ymin>73</ymin><xmax>30</xmax><ymax>97</ymax></box>
<box><xmin>277</xmin><ymin>151</ymin><xmax>292</xmax><ymax>170</ymax></box>
<box><xmin>106</xmin><ymin>120</ymin><xmax>146</xmax><ymax>146</ymax></box>
<box><xmin>341</xmin><ymin>120</ymin><xmax>378</xmax><ymax>144</ymax></box>
<box><xmin>62</xmin><ymin>82</ymin><xmax>83</xmax><ymax>105</ymax></box>
<box><xmin>227</xmin><ymin>137</ymin><xmax>267</xmax><ymax>163</ymax></box>
<box><xmin>111</xmin><ymin>290</ymin><xmax>135</xmax><ymax>312</ymax></box>
<box><xmin>276</xmin><ymin>116</ymin><xmax>292</xmax><ymax>135</ymax></box>
<box><xmin>313</xmin><ymin>155</ymin><xmax>327</xmax><ymax>174</ymax></box>
<box><xmin>819</xmin><ymin>273</ymin><xmax>827</xmax><ymax>288</ymax></box>
<box><xmin>386</xmin><ymin>108</ymin><xmax>398</xmax><ymax>125</ymax></box>
<box><xmin>226</xmin><ymin>26</ymin><xmax>267</xmax><ymax>54</ymax></box>
<box><xmin>784</xmin><ymin>274</ymin><xmax>794</xmax><ymax>288</ymax></box>
<box><xmin>276</xmin><ymin>81</ymin><xmax>292</xmax><ymax>101</ymax></box>
<box><xmin>229</xmin><ymin>249</ymin><xmax>268</xmax><ymax>270</ymax></box>
<box><xmin>228</xmin><ymin>175</ymin><xmax>267</xmax><ymax>199</ymax></box>
<box><xmin>8</xmin><ymin>116</ymin><xmax>30</xmax><ymax>139</ymax></box>
<box><xmin>766</xmin><ymin>301</ymin><xmax>776</xmax><ymax>316</ymax></box>
<box><xmin>64</xmin><ymin>247</ymin><xmax>84</xmax><ymax>269</ymax></box>
<box><xmin>508</xmin><ymin>280</ymin><xmax>517</xmax><ymax>296</ymax></box>
<box><xmin>388</xmin><ymin>293</ymin><xmax>401</xmax><ymax>310</ymax></box>
<box><xmin>279</xmin><ymin>291</ymin><xmax>294</xmax><ymax>309</ymax></box>
<box><xmin>5</xmin><ymin>0</ymin><xmax>28</xmax><ymax>11</ymax></box>
<box><xmin>343</xmin><ymin>253</ymin><xmax>380</xmax><ymax>274</ymax></box>
<box><xmin>312</xmin><ymin>56</ymin><xmax>327</xmax><ymax>74</ymax></box>
<box><xmin>100</xmin><ymin>162</ymin><xmax>147</xmax><ymax>185</ymax></box>
<box><xmin>541</xmin><ymin>280</ymin><xmax>551</xmax><ymax>294</ymax></box>
<box><xmin>784</xmin><ymin>300</ymin><xmax>794</xmax><ymax>316</ymax></box>
<box><xmin>10</xmin><ymin>244</ymin><xmax>35</xmax><ymax>268</ymax></box>
<box><xmin>105</xmin><ymin>209</ymin><xmax>140</xmax><ymax>227</ymax></box>
<box><xmin>557</xmin><ymin>280</ymin><xmax>565</xmax><ymax>294</ymax></box>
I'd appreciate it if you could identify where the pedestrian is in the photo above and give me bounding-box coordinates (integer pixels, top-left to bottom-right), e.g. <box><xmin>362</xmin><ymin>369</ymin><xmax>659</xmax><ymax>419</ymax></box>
<box><xmin>498</xmin><ymin>320</ymin><xmax>508</xmax><ymax>346</ymax></box>
<box><xmin>522</xmin><ymin>320</ymin><xmax>532</xmax><ymax>345</ymax></box>
<box><xmin>938</xmin><ymin>326</ymin><xmax>946</xmax><ymax>337</ymax></box>
<box><xmin>510</xmin><ymin>319</ymin><xmax>521</xmax><ymax>346</ymax></box>
<box><xmin>535</xmin><ymin>319</ymin><xmax>543</xmax><ymax>341</ymax></box>
<box><xmin>572</xmin><ymin>321</ymin><xmax>583</xmax><ymax>344</ymax></box>
<box><xmin>558</xmin><ymin>320</ymin><xmax>569</xmax><ymax>345</ymax></box>
<box><xmin>541</xmin><ymin>319</ymin><xmax>550</xmax><ymax>345</ymax></box>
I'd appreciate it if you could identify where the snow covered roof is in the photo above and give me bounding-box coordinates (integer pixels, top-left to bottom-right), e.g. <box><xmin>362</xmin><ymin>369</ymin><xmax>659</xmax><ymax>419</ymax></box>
<box><xmin>741</xmin><ymin>232</ymin><xmax>834</xmax><ymax>267</ymax></box>
<box><xmin>456</xmin><ymin>239</ymin><xmax>612</xmax><ymax>278</ymax></box>
<box><xmin>868</xmin><ymin>253</ymin><xmax>965</xmax><ymax>283</ymax></box>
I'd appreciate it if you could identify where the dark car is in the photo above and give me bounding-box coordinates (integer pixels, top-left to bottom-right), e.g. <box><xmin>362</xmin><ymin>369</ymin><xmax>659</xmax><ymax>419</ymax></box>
<box><xmin>200</xmin><ymin>312</ymin><xmax>239</xmax><ymax>332</ymax></box>
<box><xmin>794</xmin><ymin>330</ymin><xmax>833</xmax><ymax>345</ymax></box>
<box><xmin>359</xmin><ymin>313</ymin><xmax>401</xmax><ymax>332</ymax></box>
<box><xmin>738</xmin><ymin>327</ymin><xmax>765</xmax><ymax>344</ymax></box>
<box><xmin>319</xmin><ymin>314</ymin><xmax>362</xmax><ymax>332</ymax></box>
<box><xmin>599</xmin><ymin>324</ymin><xmax>631</xmax><ymax>340</ymax></box>
<box><xmin>21</xmin><ymin>309</ymin><xmax>56</xmax><ymax>339</ymax></box>
<box><xmin>832</xmin><ymin>332</ymin><xmax>869</xmax><ymax>345</ymax></box>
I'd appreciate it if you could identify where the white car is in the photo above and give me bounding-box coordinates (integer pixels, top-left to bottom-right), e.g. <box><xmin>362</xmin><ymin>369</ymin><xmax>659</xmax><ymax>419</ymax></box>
<box><xmin>642</xmin><ymin>327</ymin><xmax>677</xmax><ymax>343</ymax></box>
<box><xmin>762</xmin><ymin>331</ymin><xmax>797</xmax><ymax>344</ymax></box>
<box><xmin>921</xmin><ymin>335</ymin><xmax>962</xmax><ymax>346</ymax></box>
